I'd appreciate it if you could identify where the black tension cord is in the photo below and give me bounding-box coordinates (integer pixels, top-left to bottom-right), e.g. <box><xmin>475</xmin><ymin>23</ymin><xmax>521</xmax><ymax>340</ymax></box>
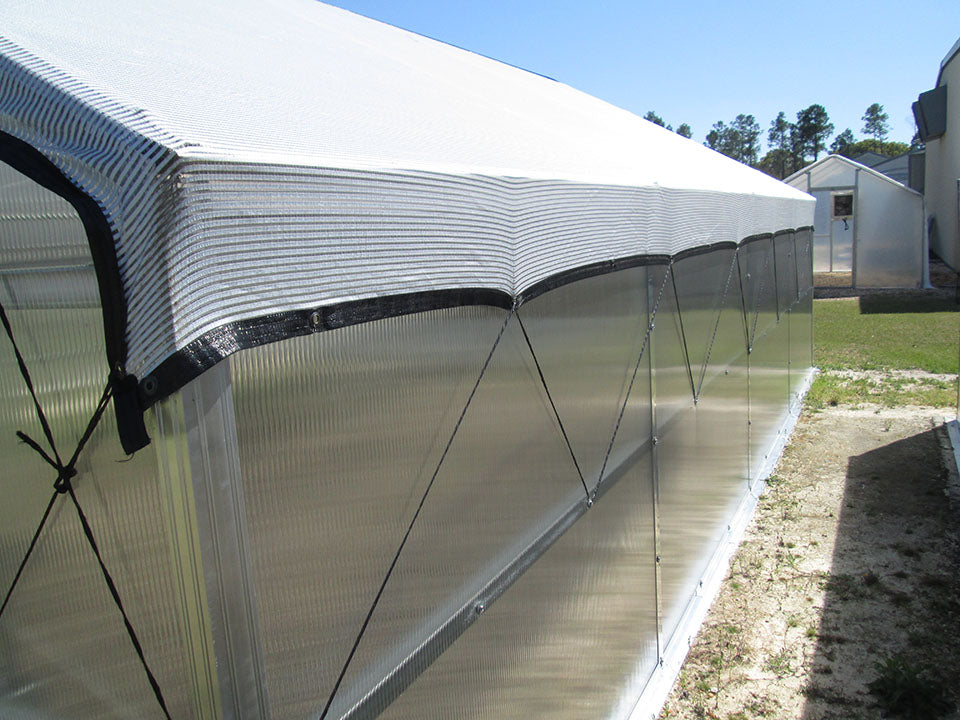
<box><xmin>695</xmin><ymin>251</ymin><xmax>740</xmax><ymax>401</ymax></box>
<box><xmin>516</xmin><ymin>313</ymin><xmax>589</xmax><ymax>498</ymax></box>
<box><xmin>319</xmin><ymin>308</ymin><xmax>515</xmax><ymax>720</ymax></box>
<box><xmin>670</xmin><ymin>264</ymin><xmax>697</xmax><ymax>404</ymax></box>
<box><xmin>0</xmin><ymin>300</ymin><xmax>172</xmax><ymax>720</ymax></box>
<box><xmin>595</xmin><ymin>264</ymin><xmax>671</xmax><ymax>492</ymax></box>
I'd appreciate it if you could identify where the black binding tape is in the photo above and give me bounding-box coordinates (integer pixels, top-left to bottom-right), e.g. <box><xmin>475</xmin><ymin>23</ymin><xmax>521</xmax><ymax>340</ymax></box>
<box><xmin>0</xmin><ymin>131</ymin><xmax>149</xmax><ymax>454</ymax></box>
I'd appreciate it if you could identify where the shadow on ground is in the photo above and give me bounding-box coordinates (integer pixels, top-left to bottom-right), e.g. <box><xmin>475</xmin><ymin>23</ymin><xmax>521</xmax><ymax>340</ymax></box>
<box><xmin>801</xmin><ymin>427</ymin><xmax>960</xmax><ymax>719</ymax></box>
<box><xmin>858</xmin><ymin>294</ymin><xmax>960</xmax><ymax>314</ymax></box>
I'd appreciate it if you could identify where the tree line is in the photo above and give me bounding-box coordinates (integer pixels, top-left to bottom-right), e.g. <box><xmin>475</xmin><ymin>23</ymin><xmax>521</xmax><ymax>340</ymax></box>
<box><xmin>644</xmin><ymin>103</ymin><xmax>910</xmax><ymax>180</ymax></box>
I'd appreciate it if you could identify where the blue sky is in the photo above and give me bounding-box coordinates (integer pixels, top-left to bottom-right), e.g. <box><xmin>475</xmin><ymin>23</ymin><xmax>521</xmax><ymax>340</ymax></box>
<box><xmin>326</xmin><ymin>0</ymin><xmax>960</xmax><ymax>153</ymax></box>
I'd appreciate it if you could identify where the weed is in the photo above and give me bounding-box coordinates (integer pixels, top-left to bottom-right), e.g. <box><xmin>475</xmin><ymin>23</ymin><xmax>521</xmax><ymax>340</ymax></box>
<box><xmin>764</xmin><ymin>648</ymin><xmax>793</xmax><ymax>677</ymax></box>
<box><xmin>867</xmin><ymin>654</ymin><xmax>953</xmax><ymax>719</ymax></box>
<box><xmin>805</xmin><ymin>625</ymin><xmax>818</xmax><ymax>639</ymax></box>
<box><xmin>786</xmin><ymin>614</ymin><xmax>802</xmax><ymax>629</ymax></box>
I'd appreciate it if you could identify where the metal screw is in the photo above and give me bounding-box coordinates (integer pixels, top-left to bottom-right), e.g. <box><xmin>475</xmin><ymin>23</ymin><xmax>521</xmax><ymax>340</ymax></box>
<box><xmin>142</xmin><ymin>376</ymin><xmax>158</xmax><ymax>396</ymax></box>
<box><xmin>309</xmin><ymin>310</ymin><xmax>322</xmax><ymax>329</ymax></box>
<box><xmin>475</xmin><ymin>603</ymin><xmax>485</xmax><ymax>615</ymax></box>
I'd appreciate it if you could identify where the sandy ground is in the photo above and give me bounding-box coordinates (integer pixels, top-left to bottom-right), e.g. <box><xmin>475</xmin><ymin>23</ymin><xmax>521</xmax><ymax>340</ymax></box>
<box><xmin>659</xmin><ymin>404</ymin><xmax>960</xmax><ymax>720</ymax></box>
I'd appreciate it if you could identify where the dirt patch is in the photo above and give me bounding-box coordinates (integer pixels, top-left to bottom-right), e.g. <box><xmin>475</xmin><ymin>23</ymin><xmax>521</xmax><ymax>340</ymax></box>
<box><xmin>659</xmin><ymin>405</ymin><xmax>960</xmax><ymax>720</ymax></box>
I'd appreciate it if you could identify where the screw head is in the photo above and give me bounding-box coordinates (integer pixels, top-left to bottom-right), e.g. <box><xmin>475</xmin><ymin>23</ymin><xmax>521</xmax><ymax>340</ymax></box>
<box><xmin>309</xmin><ymin>311</ymin><xmax>322</xmax><ymax>329</ymax></box>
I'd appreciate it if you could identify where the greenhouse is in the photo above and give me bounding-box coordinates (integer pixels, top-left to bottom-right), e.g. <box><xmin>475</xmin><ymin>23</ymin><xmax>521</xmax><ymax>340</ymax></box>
<box><xmin>785</xmin><ymin>154</ymin><xmax>924</xmax><ymax>288</ymax></box>
<box><xmin>0</xmin><ymin>1</ymin><xmax>814</xmax><ymax>719</ymax></box>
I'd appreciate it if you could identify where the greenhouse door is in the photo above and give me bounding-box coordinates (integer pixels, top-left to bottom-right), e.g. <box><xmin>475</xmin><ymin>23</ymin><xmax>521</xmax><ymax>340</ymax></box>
<box><xmin>811</xmin><ymin>188</ymin><xmax>854</xmax><ymax>277</ymax></box>
<box><xmin>829</xmin><ymin>189</ymin><xmax>854</xmax><ymax>274</ymax></box>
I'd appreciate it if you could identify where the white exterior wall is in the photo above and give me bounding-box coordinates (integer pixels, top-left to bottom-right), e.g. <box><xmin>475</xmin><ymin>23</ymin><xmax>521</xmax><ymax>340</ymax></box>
<box><xmin>925</xmin><ymin>52</ymin><xmax>960</xmax><ymax>269</ymax></box>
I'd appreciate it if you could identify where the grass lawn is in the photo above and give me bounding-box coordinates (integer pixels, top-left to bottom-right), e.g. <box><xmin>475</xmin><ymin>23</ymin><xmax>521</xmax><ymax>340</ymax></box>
<box><xmin>807</xmin><ymin>295</ymin><xmax>959</xmax><ymax>409</ymax></box>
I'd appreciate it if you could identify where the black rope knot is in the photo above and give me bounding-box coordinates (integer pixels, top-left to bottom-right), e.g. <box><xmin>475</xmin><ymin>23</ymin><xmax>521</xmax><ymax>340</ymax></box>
<box><xmin>54</xmin><ymin>465</ymin><xmax>77</xmax><ymax>493</ymax></box>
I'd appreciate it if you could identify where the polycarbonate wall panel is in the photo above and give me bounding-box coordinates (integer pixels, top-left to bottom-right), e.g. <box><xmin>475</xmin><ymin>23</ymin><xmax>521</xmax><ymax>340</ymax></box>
<box><xmin>795</xmin><ymin>229</ymin><xmax>814</xmax><ymax>295</ymax></box>
<box><xmin>812</xmin><ymin>190</ymin><xmax>831</xmax><ymax>232</ymax></box>
<box><xmin>807</xmin><ymin>160</ymin><xmax>857</xmax><ymax>188</ymax></box>
<box><xmin>654</xmin><ymin>256</ymin><xmax>749</xmax><ymax>648</ymax></box>
<box><xmin>739</xmin><ymin>238</ymin><xmax>779</xmax><ymax>348</ymax></box>
<box><xmin>672</xmin><ymin>249</ymin><xmax>740</xmax><ymax>393</ymax></box>
<box><xmin>229</xmin><ymin>307</ymin><xmax>509</xmax><ymax>718</ymax></box>
<box><xmin>748</xmin><ymin>317</ymin><xmax>790</xmax><ymax>481</ymax></box>
<box><xmin>379</xmin><ymin>441</ymin><xmax>657</xmax><ymax>720</ymax></box>
<box><xmin>855</xmin><ymin>173</ymin><xmax>923</xmax><ymax>288</ymax></box>
<box><xmin>789</xmin><ymin>232</ymin><xmax>814</xmax><ymax>407</ymax></box>
<box><xmin>789</xmin><ymin>291</ymin><xmax>813</xmax><ymax>408</ymax></box>
<box><xmin>518</xmin><ymin>267</ymin><xmax>649</xmax><ymax>489</ymax></box>
<box><xmin>327</xmin><ymin>316</ymin><xmax>586</xmax><ymax>718</ymax></box>
<box><xmin>830</xmin><ymin>219</ymin><xmax>854</xmax><ymax>272</ymax></box>
<box><xmin>813</xmin><ymin>235</ymin><xmax>831</xmax><ymax>272</ymax></box>
<box><xmin>774</xmin><ymin>234</ymin><xmax>798</xmax><ymax>315</ymax></box>
<box><xmin>376</xmin><ymin>270</ymin><xmax>657</xmax><ymax>720</ymax></box>
<box><xmin>0</xmin><ymin>165</ymin><xmax>204</xmax><ymax>719</ymax></box>
<box><xmin>739</xmin><ymin>237</ymin><xmax>789</xmax><ymax>481</ymax></box>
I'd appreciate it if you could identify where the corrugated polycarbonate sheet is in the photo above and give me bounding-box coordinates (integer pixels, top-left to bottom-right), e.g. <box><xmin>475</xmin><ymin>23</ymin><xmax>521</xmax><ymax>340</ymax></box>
<box><xmin>517</xmin><ymin>266</ymin><xmax>648</xmax><ymax>489</ymax></box>
<box><xmin>0</xmin><ymin>410</ymin><xmax>203</xmax><ymax>720</ymax></box>
<box><xmin>652</xmin><ymin>256</ymin><xmax>749</xmax><ymax>649</ymax></box>
<box><xmin>0</xmin><ymin>0</ymin><xmax>814</xmax><ymax>385</ymax></box>
<box><xmin>738</xmin><ymin>238</ymin><xmax>778</xmax><ymax>348</ymax></box>
<box><xmin>774</xmin><ymin>234</ymin><xmax>798</xmax><ymax>316</ymax></box>
<box><xmin>790</xmin><ymin>232</ymin><xmax>814</xmax><ymax>406</ymax></box>
<box><xmin>0</xmin><ymin>180</ymin><xmax>201</xmax><ymax>717</ymax></box>
<box><xmin>738</xmin><ymin>237</ymin><xmax>788</xmax><ymax>480</ymax></box>
<box><xmin>854</xmin><ymin>172</ymin><xmax>923</xmax><ymax>288</ymax></box>
<box><xmin>0</xmin><ymin>162</ymin><xmax>90</xmax><ymax>266</ymax></box>
<box><xmin>326</xmin><ymin>316</ymin><xmax>586</xmax><ymax>719</ymax></box>
<box><xmin>812</xmin><ymin>190</ymin><xmax>831</xmax><ymax>233</ymax></box>
<box><xmin>228</xmin><ymin>306</ymin><xmax>508</xmax><ymax>718</ymax></box>
<box><xmin>831</xmin><ymin>219</ymin><xmax>854</xmax><ymax>272</ymax></box>
<box><xmin>671</xmin><ymin>248</ymin><xmax>739</xmax><ymax>392</ymax></box>
<box><xmin>802</xmin><ymin>157</ymin><xmax>857</xmax><ymax>188</ymax></box>
<box><xmin>748</xmin><ymin>318</ymin><xmax>790</xmax><ymax>482</ymax></box>
<box><xmin>795</xmin><ymin>229</ymin><xmax>814</xmax><ymax>294</ymax></box>
<box><xmin>789</xmin><ymin>292</ymin><xmax>813</xmax><ymax>407</ymax></box>
<box><xmin>811</xmin><ymin>190</ymin><xmax>832</xmax><ymax>273</ymax></box>
<box><xmin>813</xmin><ymin>235</ymin><xmax>831</xmax><ymax>272</ymax></box>
<box><xmin>378</xmin><ymin>437</ymin><xmax>657</xmax><ymax>720</ymax></box>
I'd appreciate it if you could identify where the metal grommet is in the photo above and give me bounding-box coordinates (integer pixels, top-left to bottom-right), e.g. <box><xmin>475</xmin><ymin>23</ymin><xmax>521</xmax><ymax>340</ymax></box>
<box><xmin>309</xmin><ymin>310</ymin><xmax>322</xmax><ymax>329</ymax></box>
<box><xmin>475</xmin><ymin>603</ymin><xmax>485</xmax><ymax>615</ymax></box>
<box><xmin>142</xmin><ymin>376</ymin><xmax>158</xmax><ymax>396</ymax></box>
